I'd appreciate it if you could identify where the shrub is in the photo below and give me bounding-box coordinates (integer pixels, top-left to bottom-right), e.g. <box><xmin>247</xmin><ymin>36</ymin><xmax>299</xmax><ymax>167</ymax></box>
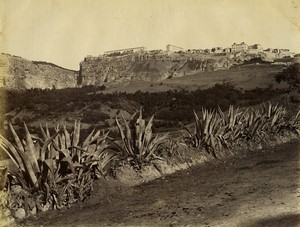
<box><xmin>275</xmin><ymin>63</ymin><xmax>300</xmax><ymax>90</ymax></box>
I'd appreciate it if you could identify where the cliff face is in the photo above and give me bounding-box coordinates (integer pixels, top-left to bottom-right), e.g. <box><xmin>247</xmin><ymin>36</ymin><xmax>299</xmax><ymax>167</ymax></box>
<box><xmin>79</xmin><ymin>57</ymin><xmax>172</xmax><ymax>86</ymax></box>
<box><xmin>78</xmin><ymin>52</ymin><xmax>232</xmax><ymax>86</ymax></box>
<box><xmin>0</xmin><ymin>54</ymin><xmax>78</xmax><ymax>90</ymax></box>
<box><xmin>0</xmin><ymin>52</ymin><xmax>233</xmax><ymax>90</ymax></box>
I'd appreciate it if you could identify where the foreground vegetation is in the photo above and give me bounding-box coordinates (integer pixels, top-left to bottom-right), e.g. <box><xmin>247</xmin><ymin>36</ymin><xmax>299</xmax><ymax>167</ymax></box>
<box><xmin>0</xmin><ymin>101</ymin><xmax>299</xmax><ymax>220</ymax></box>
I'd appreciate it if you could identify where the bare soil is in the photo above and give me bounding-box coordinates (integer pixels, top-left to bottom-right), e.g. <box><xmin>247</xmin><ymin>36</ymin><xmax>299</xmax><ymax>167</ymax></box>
<box><xmin>21</xmin><ymin>139</ymin><xmax>300</xmax><ymax>227</ymax></box>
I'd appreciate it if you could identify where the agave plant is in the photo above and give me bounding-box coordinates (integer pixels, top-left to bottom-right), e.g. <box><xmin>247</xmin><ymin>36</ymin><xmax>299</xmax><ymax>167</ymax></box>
<box><xmin>218</xmin><ymin>105</ymin><xmax>248</xmax><ymax>142</ymax></box>
<box><xmin>237</xmin><ymin>109</ymin><xmax>266</xmax><ymax>140</ymax></box>
<box><xmin>182</xmin><ymin>108</ymin><xmax>227</xmax><ymax>157</ymax></box>
<box><xmin>261</xmin><ymin>102</ymin><xmax>287</xmax><ymax>133</ymax></box>
<box><xmin>182</xmin><ymin>103</ymin><xmax>293</xmax><ymax>157</ymax></box>
<box><xmin>0</xmin><ymin>121</ymin><xmax>115</xmax><ymax>213</ymax></box>
<box><xmin>288</xmin><ymin>110</ymin><xmax>300</xmax><ymax>133</ymax></box>
<box><xmin>113</xmin><ymin>109</ymin><xmax>168</xmax><ymax>169</ymax></box>
<box><xmin>236</xmin><ymin>103</ymin><xmax>288</xmax><ymax>140</ymax></box>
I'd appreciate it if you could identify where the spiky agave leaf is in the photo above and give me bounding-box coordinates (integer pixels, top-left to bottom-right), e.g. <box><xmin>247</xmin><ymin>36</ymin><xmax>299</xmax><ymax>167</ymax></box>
<box><xmin>63</xmin><ymin>124</ymin><xmax>71</xmax><ymax>148</ymax></box>
<box><xmin>135</xmin><ymin>110</ymin><xmax>146</xmax><ymax>152</ymax></box>
<box><xmin>8</xmin><ymin>122</ymin><xmax>24</xmax><ymax>152</ymax></box>
<box><xmin>115</xmin><ymin>116</ymin><xmax>134</xmax><ymax>157</ymax></box>
<box><xmin>13</xmin><ymin>145</ymin><xmax>39</xmax><ymax>188</ymax></box>
<box><xmin>87</xmin><ymin>131</ymin><xmax>110</xmax><ymax>149</ymax></box>
<box><xmin>23</xmin><ymin>122</ymin><xmax>40</xmax><ymax>173</ymax></box>
<box><xmin>82</xmin><ymin>129</ymin><xmax>95</xmax><ymax>148</ymax></box>
<box><xmin>40</xmin><ymin>131</ymin><xmax>61</xmax><ymax>162</ymax></box>
<box><xmin>72</xmin><ymin>120</ymin><xmax>80</xmax><ymax>147</ymax></box>
<box><xmin>121</xmin><ymin>115</ymin><xmax>133</xmax><ymax>147</ymax></box>
<box><xmin>0</xmin><ymin>135</ymin><xmax>25</xmax><ymax>171</ymax></box>
<box><xmin>139</xmin><ymin>115</ymin><xmax>153</xmax><ymax>157</ymax></box>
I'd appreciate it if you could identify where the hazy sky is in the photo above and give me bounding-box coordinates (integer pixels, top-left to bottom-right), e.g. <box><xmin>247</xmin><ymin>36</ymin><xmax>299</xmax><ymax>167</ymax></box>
<box><xmin>1</xmin><ymin>0</ymin><xmax>300</xmax><ymax>69</ymax></box>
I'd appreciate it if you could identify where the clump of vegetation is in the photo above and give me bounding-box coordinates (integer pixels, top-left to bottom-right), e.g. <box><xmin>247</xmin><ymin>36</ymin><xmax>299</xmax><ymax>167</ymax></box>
<box><xmin>112</xmin><ymin>109</ymin><xmax>168</xmax><ymax>170</ymax></box>
<box><xmin>275</xmin><ymin>63</ymin><xmax>300</xmax><ymax>91</ymax></box>
<box><xmin>182</xmin><ymin>109</ymin><xmax>226</xmax><ymax>157</ymax></box>
<box><xmin>0</xmin><ymin>121</ymin><xmax>115</xmax><ymax>217</ymax></box>
<box><xmin>183</xmin><ymin>103</ymin><xmax>300</xmax><ymax>157</ymax></box>
<box><xmin>275</xmin><ymin>63</ymin><xmax>300</xmax><ymax>103</ymax></box>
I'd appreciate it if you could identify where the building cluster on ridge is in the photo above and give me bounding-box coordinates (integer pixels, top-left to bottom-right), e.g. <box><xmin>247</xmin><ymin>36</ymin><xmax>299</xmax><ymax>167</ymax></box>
<box><xmin>84</xmin><ymin>42</ymin><xmax>296</xmax><ymax>62</ymax></box>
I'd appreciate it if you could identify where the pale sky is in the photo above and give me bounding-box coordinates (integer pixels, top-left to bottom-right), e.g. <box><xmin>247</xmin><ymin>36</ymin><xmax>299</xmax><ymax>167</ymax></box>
<box><xmin>1</xmin><ymin>0</ymin><xmax>300</xmax><ymax>70</ymax></box>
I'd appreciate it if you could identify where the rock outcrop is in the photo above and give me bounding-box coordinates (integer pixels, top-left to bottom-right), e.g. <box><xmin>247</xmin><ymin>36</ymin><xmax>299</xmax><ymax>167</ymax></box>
<box><xmin>0</xmin><ymin>54</ymin><xmax>78</xmax><ymax>90</ymax></box>
<box><xmin>78</xmin><ymin>52</ymin><xmax>232</xmax><ymax>86</ymax></box>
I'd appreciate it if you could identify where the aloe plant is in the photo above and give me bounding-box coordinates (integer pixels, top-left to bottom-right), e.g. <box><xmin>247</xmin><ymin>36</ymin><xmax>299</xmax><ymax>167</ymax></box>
<box><xmin>113</xmin><ymin>109</ymin><xmax>168</xmax><ymax>169</ymax></box>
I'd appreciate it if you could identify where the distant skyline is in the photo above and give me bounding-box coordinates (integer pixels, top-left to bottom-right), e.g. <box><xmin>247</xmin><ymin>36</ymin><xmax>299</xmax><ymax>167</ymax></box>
<box><xmin>1</xmin><ymin>0</ymin><xmax>300</xmax><ymax>70</ymax></box>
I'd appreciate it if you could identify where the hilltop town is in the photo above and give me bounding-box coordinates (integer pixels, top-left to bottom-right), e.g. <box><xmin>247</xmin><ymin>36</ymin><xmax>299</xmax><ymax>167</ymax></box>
<box><xmin>79</xmin><ymin>42</ymin><xmax>297</xmax><ymax>86</ymax></box>
<box><xmin>85</xmin><ymin>42</ymin><xmax>296</xmax><ymax>61</ymax></box>
<box><xmin>0</xmin><ymin>42</ymin><xmax>298</xmax><ymax>90</ymax></box>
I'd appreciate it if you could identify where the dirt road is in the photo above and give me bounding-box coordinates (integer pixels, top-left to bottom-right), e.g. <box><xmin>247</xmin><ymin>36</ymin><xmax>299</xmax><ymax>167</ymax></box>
<box><xmin>22</xmin><ymin>139</ymin><xmax>300</xmax><ymax>227</ymax></box>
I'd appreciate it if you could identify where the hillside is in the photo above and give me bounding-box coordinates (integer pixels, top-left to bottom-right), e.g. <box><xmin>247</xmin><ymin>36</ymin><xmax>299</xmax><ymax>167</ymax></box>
<box><xmin>0</xmin><ymin>54</ymin><xmax>78</xmax><ymax>90</ymax></box>
<box><xmin>101</xmin><ymin>64</ymin><xmax>288</xmax><ymax>93</ymax></box>
<box><xmin>0</xmin><ymin>52</ymin><xmax>231</xmax><ymax>90</ymax></box>
<box><xmin>0</xmin><ymin>51</ymin><xmax>297</xmax><ymax>90</ymax></box>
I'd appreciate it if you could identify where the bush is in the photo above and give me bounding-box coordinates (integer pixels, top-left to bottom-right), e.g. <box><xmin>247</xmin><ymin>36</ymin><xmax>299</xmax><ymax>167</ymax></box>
<box><xmin>275</xmin><ymin>63</ymin><xmax>300</xmax><ymax>89</ymax></box>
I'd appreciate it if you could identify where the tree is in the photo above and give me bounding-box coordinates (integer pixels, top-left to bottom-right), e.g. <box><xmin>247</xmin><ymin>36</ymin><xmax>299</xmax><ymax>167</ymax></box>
<box><xmin>275</xmin><ymin>63</ymin><xmax>300</xmax><ymax>91</ymax></box>
<box><xmin>275</xmin><ymin>63</ymin><xmax>300</xmax><ymax>104</ymax></box>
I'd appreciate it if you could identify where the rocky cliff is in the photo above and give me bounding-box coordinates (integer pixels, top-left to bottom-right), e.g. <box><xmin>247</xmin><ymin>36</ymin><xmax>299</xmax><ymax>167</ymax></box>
<box><xmin>78</xmin><ymin>52</ymin><xmax>232</xmax><ymax>86</ymax></box>
<box><xmin>0</xmin><ymin>54</ymin><xmax>78</xmax><ymax>90</ymax></box>
<box><xmin>0</xmin><ymin>51</ymin><xmax>233</xmax><ymax>90</ymax></box>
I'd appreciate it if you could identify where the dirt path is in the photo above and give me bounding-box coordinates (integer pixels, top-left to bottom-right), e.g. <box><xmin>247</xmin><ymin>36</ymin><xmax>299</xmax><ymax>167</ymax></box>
<box><xmin>22</xmin><ymin>140</ymin><xmax>300</xmax><ymax>227</ymax></box>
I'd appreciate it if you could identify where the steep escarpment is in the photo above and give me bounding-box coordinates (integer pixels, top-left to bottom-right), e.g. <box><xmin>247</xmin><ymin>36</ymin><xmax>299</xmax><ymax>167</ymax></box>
<box><xmin>0</xmin><ymin>54</ymin><xmax>78</xmax><ymax>90</ymax></box>
<box><xmin>78</xmin><ymin>52</ymin><xmax>232</xmax><ymax>86</ymax></box>
<box><xmin>0</xmin><ymin>51</ymin><xmax>268</xmax><ymax>90</ymax></box>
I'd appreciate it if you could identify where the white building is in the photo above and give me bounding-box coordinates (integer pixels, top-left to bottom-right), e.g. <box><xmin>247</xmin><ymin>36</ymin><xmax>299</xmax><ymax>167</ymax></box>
<box><xmin>232</xmin><ymin>42</ymin><xmax>248</xmax><ymax>52</ymax></box>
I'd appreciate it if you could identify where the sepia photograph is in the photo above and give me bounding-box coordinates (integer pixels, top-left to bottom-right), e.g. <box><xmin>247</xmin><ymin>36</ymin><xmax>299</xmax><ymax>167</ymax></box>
<box><xmin>0</xmin><ymin>0</ymin><xmax>300</xmax><ymax>226</ymax></box>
